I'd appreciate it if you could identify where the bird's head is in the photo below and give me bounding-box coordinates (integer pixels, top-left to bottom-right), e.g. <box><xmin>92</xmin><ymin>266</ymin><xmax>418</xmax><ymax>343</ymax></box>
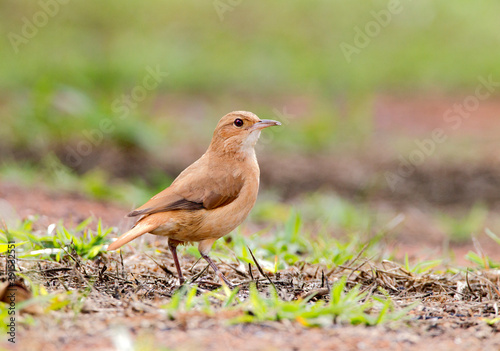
<box><xmin>209</xmin><ymin>111</ymin><xmax>281</xmax><ymax>157</ymax></box>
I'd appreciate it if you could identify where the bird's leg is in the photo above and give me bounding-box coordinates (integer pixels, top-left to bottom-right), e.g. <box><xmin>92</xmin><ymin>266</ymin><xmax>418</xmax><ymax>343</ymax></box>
<box><xmin>199</xmin><ymin>252</ymin><xmax>234</xmax><ymax>288</ymax></box>
<box><xmin>168</xmin><ymin>240</ymin><xmax>184</xmax><ymax>285</ymax></box>
<box><xmin>198</xmin><ymin>239</ymin><xmax>234</xmax><ymax>288</ymax></box>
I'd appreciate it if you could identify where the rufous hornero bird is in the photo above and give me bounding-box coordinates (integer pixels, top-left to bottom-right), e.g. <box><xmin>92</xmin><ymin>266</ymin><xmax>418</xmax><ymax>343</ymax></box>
<box><xmin>107</xmin><ymin>111</ymin><xmax>281</xmax><ymax>287</ymax></box>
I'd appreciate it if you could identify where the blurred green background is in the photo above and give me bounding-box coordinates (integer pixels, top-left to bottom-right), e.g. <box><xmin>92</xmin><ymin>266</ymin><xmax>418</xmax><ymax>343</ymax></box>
<box><xmin>2</xmin><ymin>0</ymin><xmax>500</xmax><ymax>248</ymax></box>
<box><xmin>2</xmin><ymin>0</ymin><xmax>500</xmax><ymax>154</ymax></box>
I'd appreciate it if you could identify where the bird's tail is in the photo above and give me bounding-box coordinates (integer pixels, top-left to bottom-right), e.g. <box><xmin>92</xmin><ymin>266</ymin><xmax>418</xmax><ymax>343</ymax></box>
<box><xmin>107</xmin><ymin>222</ymin><xmax>157</xmax><ymax>251</ymax></box>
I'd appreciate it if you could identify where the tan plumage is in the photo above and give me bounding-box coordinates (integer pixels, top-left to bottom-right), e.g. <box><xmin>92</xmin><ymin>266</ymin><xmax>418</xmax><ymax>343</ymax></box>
<box><xmin>108</xmin><ymin>111</ymin><xmax>281</xmax><ymax>286</ymax></box>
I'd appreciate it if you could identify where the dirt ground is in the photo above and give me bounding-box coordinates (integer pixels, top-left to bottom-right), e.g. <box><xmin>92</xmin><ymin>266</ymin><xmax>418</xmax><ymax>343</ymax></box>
<box><xmin>12</xmin><ymin>315</ymin><xmax>500</xmax><ymax>351</ymax></box>
<box><xmin>1</xmin><ymin>181</ymin><xmax>500</xmax><ymax>351</ymax></box>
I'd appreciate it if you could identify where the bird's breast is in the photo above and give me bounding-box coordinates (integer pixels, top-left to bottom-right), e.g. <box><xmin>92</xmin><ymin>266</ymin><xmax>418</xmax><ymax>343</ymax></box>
<box><xmin>202</xmin><ymin>183</ymin><xmax>258</xmax><ymax>237</ymax></box>
<box><xmin>194</xmin><ymin>163</ymin><xmax>259</xmax><ymax>240</ymax></box>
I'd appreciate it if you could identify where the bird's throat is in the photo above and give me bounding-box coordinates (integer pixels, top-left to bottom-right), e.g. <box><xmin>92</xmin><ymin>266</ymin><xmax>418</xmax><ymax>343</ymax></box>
<box><xmin>242</xmin><ymin>130</ymin><xmax>261</xmax><ymax>149</ymax></box>
<box><xmin>208</xmin><ymin>131</ymin><xmax>260</xmax><ymax>161</ymax></box>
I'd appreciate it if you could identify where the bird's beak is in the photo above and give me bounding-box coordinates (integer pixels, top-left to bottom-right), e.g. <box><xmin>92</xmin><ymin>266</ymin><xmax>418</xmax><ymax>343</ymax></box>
<box><xmin>250</xmin><ymin>119</ymin><xmax>282</xmax><ymax>131</ymax></box>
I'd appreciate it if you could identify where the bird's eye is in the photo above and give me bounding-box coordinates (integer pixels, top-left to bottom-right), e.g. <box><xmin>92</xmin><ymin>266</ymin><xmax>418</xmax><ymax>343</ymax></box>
<box><xmin>233</xmin><ymin>118</ymin><xmax>244</xmax><ymax>127</ymax></box>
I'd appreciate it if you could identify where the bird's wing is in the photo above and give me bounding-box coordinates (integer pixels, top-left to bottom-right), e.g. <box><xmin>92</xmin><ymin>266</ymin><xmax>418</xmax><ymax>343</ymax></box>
<box><xmin>127</xmin><ymin>168</ymin><xmax>244</xmax><ymax>217</ymax></box>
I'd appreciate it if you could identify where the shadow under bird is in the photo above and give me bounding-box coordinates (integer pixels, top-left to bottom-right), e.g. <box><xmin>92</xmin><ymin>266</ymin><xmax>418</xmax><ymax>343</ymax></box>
<box><xmin>107</xmin><ymin>111</ymin><xmax>281</xmax><ymax>287</ymax></box>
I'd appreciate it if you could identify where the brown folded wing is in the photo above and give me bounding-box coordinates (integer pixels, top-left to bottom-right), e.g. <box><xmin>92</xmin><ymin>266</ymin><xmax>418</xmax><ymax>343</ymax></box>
<box><xmin>128</xmin><ymin>172</ymin><xmax>244</xmax><ymax>217</ymax></box>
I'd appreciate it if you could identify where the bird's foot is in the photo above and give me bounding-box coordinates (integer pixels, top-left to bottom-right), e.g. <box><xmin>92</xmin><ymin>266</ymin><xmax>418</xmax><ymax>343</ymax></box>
<box><xmin>217</xmin><ymin>272</ymin><xmax>236</xmax><ymax>289</ymax></box>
